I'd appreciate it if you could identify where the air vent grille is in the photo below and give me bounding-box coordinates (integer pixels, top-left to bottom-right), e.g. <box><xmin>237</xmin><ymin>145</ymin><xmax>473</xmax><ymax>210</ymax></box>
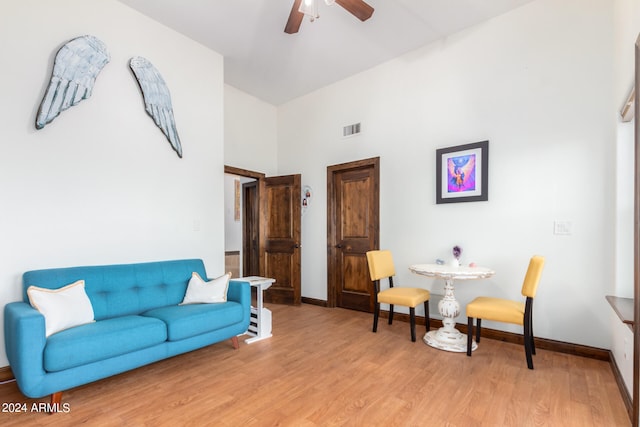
<box><xmin>343</xmin><ymin>122</ymin><xmax>361</xmax><ymax>138</ymax></box>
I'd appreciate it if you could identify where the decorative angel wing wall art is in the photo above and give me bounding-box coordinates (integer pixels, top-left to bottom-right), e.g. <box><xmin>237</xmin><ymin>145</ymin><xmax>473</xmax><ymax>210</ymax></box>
<box><xmin>35</xmin><ymin>35</ymin><xmax>110</xmax><ymax>129</ymax></box>
<box><xmin>129</xmin><ymin>56</ymin><xmax>183</xmax><ymax>158</ymax></box>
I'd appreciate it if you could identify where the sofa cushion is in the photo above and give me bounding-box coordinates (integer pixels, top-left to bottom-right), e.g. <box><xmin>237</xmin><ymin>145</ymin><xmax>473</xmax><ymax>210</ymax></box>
<box><xmin>181</xmin><ymin>272</ymin><xmax>230</xmax><ymax>305</ymax></box>
<box><xmin>143</xmin><ymin>302</ymin><xmax>243</xmax><ymax>341</ymax></box>
<box><xmin>27</xmin><ymin>280</ymin><xmax>95</xmax><ymax>337</ymax></box>
<box><xmin>44</xmin><ymin>315</ymin><xmax>167</xmax><ymax>372</ymax></box>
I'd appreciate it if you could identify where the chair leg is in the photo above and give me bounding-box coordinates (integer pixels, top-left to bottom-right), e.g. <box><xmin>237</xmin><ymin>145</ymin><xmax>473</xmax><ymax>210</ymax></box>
<box><xmin>524</xmin><ymin>337</ymin><xmax>534</xmax><ymax>369</ymax></box>
<box><xmin>467</xmin><ymin>317</ymin><xmax>473</xmax><ymax>356</ymax></box>
<box><xmin>476</xmin><ymin>318</ymin><xmax>482</xmax><ymax>343</ymax></box>
<box><xmin>530</xmin><ymin>311</ymin><xmax>536</xmax><ymax>355</ymax></box>
<box><xmin>373</xmin><ymin>302</ymin><xmax>380</xmax><ymax>333</ymax></box>
<box><xmin>424</xmin><ymin>300</ymin><xmax>430</xmax><ymax>332</ymax></box>
<box><xmin>531</xmin><ymin>333</ymin><xmax>536</xmax><ymax>356</ymax></box>
<box><xmin>388</xmin><ymin>304</ymin><xmax>394</xmax><ymax>324</ymax></box>
<box><xmin>410</xmin><ymin>307</ymin><xmax>416</xmax><ymax>342</ymax></box>
<box><xmin>524</xmin><ymin>315</ymin><xmax>534</xmax><ymax>369</ymax></box>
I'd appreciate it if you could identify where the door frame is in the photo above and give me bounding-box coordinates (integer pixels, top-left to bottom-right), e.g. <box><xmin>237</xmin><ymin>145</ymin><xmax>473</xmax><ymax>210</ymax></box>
<box><xmin>242</xmin><ymin>180</ymin><xmax>259</xmax><ymax>277</ymax></box>
<box><xmin>225</xmin><ymin>166</ymin><xmax>265</xmax><ymax>277</ymax></box>
<box><xmin>633</xmin><ymin>35</ymin><xmax>640</xmax><ymax>427</ymax></box>
<box><xmin>326</xmin><ymin>157</ymin><xmax>380</xmax><ymax>308</ymax></box>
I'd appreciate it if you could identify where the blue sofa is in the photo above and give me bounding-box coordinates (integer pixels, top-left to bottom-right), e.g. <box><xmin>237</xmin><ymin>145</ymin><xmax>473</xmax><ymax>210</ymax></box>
<box><xmin>4</xmin><ymin>259</ymin><xmax>250</xmax><ymax>407</ymax></box>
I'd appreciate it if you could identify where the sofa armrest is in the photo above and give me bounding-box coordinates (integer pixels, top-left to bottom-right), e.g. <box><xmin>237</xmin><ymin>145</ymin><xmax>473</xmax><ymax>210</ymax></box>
<box><xmin>227</xmin><ymin>280</ymin><xmax>250</xmax><ymax>305</ymax></box>
<box><xmin>4</xmin><ymin>301</ymin><xmax>47</xmax><ymax>394</ymax></box>
<box><xmin>227</xmin><ymin>279</ymin><xmax>251</xmax><ymax>321</ymax></box>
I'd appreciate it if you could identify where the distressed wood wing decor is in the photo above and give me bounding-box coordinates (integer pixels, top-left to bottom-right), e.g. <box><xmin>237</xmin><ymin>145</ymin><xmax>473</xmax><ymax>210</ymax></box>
<box><xmin>36</xmin><ymin>35</ymin><xmax>110</xmax><ymax>129</ymax></box>
<box><xmin>129</xmin><ymin>56</ymin><xmax>183</xmax><ymax>158</ymax></box>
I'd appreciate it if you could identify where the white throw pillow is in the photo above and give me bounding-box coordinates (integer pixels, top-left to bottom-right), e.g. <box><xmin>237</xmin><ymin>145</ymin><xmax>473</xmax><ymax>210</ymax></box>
<box><xmin>181</xmin><ymin>272</ymin><xmax>230</xmax><ymax>305</ymax></box>
<box><xmin>27</xmin><ymin>280</ymin><xmax>95</xmax><ymax>337</ymax></box>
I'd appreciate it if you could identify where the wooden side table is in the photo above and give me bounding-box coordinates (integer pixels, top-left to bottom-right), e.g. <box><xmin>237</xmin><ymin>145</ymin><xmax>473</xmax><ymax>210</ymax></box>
<box><xmin>240</xmin><ymin>276</ymin><xmax>275</xmax><ymax>344</ymax></box>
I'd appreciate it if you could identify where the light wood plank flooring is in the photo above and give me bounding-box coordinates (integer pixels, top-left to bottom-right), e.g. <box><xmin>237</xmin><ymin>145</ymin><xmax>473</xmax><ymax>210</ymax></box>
<box><xmin>0</xmin><ymin>304</ymin><xmax>630</xmax><ymax>426</ymax></box>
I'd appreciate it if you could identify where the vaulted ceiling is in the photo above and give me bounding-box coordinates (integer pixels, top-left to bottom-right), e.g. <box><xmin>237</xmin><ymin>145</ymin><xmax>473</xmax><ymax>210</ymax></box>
<box><xmin>118</xmin><ymin>0</ymin><xmax>535</xmax><ymax>105</ymax></box>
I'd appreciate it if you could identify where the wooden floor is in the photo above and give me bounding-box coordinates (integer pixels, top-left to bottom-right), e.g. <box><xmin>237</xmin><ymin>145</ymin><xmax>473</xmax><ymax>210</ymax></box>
<box><xmin>0</xmin><ymin>304</ymin><xmax>630</xmax><ymax>426</ymax></box>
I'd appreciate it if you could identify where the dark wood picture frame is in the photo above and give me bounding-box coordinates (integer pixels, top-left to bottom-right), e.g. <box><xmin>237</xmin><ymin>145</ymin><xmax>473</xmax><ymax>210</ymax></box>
<box><xmin>436</xmin><ymin>140</ymin><xmax>489</xmax><ymax>204</ymax></box>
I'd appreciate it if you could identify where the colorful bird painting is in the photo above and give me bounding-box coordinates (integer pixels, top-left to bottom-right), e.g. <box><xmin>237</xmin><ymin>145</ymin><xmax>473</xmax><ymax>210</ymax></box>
<box><xmin>447</xmin><ymin>154</ymin><xmax>476</xmax><ymax>193</ymax></box>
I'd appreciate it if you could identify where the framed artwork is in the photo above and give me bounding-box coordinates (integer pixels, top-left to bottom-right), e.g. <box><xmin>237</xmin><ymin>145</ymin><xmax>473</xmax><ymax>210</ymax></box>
<box><xmin>436</xmin><ymin>140</ymin><xmax>489</xmax><ymax>204</ymax></box>
<box><xmin>234</xmin><ymin>179</ymin><xmax>241</xmax><ymax>221</ymax></box>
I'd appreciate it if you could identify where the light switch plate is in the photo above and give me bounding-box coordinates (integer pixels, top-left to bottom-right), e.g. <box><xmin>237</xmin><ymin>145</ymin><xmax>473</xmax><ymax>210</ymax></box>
<box><xmin>554</xmin><ymin>220</ymin><xmax>572</xmax><ymax>235</ymax></box>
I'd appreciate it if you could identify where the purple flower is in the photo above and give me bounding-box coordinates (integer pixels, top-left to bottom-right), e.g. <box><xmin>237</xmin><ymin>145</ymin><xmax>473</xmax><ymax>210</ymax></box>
<box><xmin>453</xmin><ymin>245</ymin><xmax>462</xmax><ymax>260</ymax></box>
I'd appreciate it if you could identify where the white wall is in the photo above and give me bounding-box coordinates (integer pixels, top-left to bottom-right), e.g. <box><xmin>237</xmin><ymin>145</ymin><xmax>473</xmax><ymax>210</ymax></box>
<box><xmin>612</xmin><ymin>0</ymin><xmax>640</xmax><ymax>401</ymax></box>
<box><xmin>0</xmin><ymin>0</ymin><xmax>225</xmax><ymax>367</ymax></box>
<box><xmin>224</xmin><ymin>84</ymin><xmax>278</xmax><ymax>176</ymax></box>
<box><xmin>223</xmin><ymin>85</ymin><xmax>278</xmax><ymax>279</ymax></box>
<box><xmin>278</xmin><ymin>0</ymin><xmax>616</xmax><ymax>349</ymax></box>
<box><xmin>224</xmin><ymin>174</ymin><xmax>256</xmax><ymax>278</ymax></box>
<box><xmin>224</xmin><ymin>175</ymin><xmax>242</xmax><ymax>253</ymax></box>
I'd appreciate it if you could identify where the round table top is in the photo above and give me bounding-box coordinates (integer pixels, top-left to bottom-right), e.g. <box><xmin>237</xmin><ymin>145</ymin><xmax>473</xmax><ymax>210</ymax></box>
<box><xmin>409</xmin><ymin>263</ymin><xmax>495</xmax><ymax>280</ymax></box>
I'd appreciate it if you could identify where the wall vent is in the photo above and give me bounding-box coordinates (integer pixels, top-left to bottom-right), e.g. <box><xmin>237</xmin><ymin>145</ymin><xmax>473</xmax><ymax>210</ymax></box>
<box><xmin>342</xmin><ymin>122</ymin><xmax>361</xmax><ymax>138</ymax></box>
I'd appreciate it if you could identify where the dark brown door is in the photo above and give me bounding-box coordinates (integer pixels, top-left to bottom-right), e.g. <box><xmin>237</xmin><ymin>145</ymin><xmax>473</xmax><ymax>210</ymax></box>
<box><xmin>327</xmin><ymin>157</ymin><xmax>380</xmax><ymax>312</ymax></box>
<box><xmin>242</xmin><ymin>180</ymin><xmax>260</xmax><ymax>277</ymax></box>
<box><xmin>261</xmin><ymin>174</ymin><xmax>302</xmax><ymax>305</ymax></box>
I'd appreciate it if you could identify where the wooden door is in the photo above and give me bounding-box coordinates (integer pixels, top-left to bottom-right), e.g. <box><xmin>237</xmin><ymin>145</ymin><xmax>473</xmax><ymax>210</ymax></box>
<box><xmin>262</xmin><ymin>174</ymin><xmax>302</xmax><ymax>305</ymax></box>
<box><xmin>242</xmin><ymin>180</ymin><xmax>260</xmax><ymax>277</ymax></box>
<box><xmin>327</xmin><ymin>158</ymin><xmax>380</xmax><ymax>312</ymax></box>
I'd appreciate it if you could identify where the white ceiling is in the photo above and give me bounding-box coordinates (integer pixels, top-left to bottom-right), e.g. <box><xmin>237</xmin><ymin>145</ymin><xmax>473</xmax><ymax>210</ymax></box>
<box><xmin>118</xmin><ymin>0</ymin><xmax>535</xmax><ymax>105</ymax></box>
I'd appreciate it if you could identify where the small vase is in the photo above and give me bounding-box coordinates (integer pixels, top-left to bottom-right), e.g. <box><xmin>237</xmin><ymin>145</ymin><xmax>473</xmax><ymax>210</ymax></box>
<box><xmin>449</xmin><ymin>258</ymin><xmax>460</xmax><ymax>267</ymax></box>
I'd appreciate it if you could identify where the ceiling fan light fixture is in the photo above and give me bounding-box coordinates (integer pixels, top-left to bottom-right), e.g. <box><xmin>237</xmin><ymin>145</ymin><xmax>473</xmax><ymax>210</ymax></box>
<box><xmin>299</xmin><ymin>0</ymin><xmax>319</xmax><ymax>22</ymax></box>
<box><xmin>285</xmin><ymin>0</ymin><xmax>373</xmax><ymax>34</ymax></box>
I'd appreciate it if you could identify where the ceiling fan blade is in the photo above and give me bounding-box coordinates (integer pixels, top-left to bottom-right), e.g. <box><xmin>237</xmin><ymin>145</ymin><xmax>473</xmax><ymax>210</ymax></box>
<box><xmin>285</xmin><ymin>0</ymin><xmax>304</xmax><ymax>34</ymax></box>
<box><xmin>335</xmin><ymin>0</ymin><xmax>374</xmax><ymax>21</ymax></box>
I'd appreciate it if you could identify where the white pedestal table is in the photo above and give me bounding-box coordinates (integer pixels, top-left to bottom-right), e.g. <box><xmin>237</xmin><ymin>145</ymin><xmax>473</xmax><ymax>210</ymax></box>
<box><xmin>409</xmin><ymin>264</ymin><xmax>494</xmax><ymax>352</ymax></box>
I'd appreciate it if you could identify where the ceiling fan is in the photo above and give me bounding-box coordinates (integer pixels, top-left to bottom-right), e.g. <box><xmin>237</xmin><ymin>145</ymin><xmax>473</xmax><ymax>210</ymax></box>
<box><xmin>285</xmin><ymin>0</ymin><xmax>374</xmax><ymax>34</ymax></box>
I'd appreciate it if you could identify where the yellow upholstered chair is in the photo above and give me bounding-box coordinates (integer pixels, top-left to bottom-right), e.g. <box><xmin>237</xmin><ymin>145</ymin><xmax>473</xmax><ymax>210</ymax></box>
<box><xmin>466</xmin><ymin>255</ymin><xmax>545</xmax><ymax>369</ymax></box>
<box><xmin>366</xmin><ymin>250</ymin><xmax>430</xmax><ymax>342</ymax></box>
